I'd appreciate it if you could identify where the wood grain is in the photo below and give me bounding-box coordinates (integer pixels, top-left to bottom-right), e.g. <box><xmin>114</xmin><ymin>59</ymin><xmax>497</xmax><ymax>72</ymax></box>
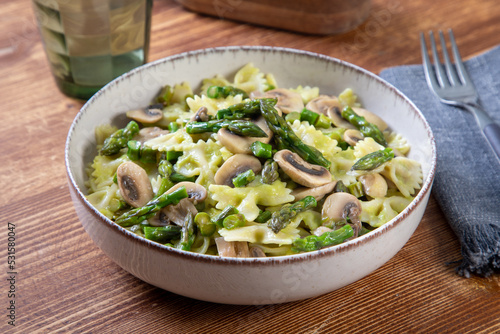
<box><xmin>1</xmin><ymin>0</ymin><xmax>498</xmax><ymax>333</ymax></box>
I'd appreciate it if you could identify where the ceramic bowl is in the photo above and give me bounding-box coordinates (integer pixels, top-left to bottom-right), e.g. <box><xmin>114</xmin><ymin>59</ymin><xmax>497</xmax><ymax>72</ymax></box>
<box><xmin>65</xmin><ymin>46</ymin><xmax>436</xmax><ymax>305</ymax></box>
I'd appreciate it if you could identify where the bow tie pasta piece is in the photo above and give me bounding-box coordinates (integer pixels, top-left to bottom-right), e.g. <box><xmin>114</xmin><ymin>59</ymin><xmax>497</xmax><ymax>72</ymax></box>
<box><xmin>88</xmin><ymin>154</ymin><xmax>129</xmax><ymax>192</ymax></box>
<box><xmin>289</xmin><ymin>85</ymin><xmax>320</xmax><ymax>104</ymax></box>
<box><xmin>86</xmin><ymin>153</ymin><xmax>130</xmax><ymax>218</ymax></box>
<box><xmin>219</xmin><ymin>222</ymin><xmax>300</xmax><ymax>246</ymax></box>
<box><xmin>219</xmin><ymin>211</ymin><xmax>320</xmax><ymax>246</ymax></box>
<box><xmin>144</xmin><ymin>129</ymin><xmax>195</xmax><ymax>152</ymax></box>
<box><xmin>381</xmin><ymin>157</ymin><xmax>423</xmax><ymax>198</ymax></box>
<box><xmin>209</xmin><ymin>180</ymin><xmax>294</xmax><ymax>222</ymax></box>
<box><xmin>233</xmin><ymin>63</ymin><xmax>269</xmax><ymax>93</ymax></box>
<box><xmin>353</xmin><ymin>137</ymin><xmax>385</xmax><ymax>159</ymax></box>
<box><xmin>174</xmin><ymin>139</ymin><xmax>225</xmax><ymax>188</ymax></box>
<box><xmin>385</xmin><ymin>131</ymin><xmax>411</xmax><ymax>156</ymax></box>
<box><xmin>360</xmin><ymin>196</ymin><xmax>412</xmax><ymax>227</ymax></box>
<box><xmin>326</xmin><ymin>148</ymin><xmax>357</xmax><ymax>184</ymax></box>
<box><xmin>290</xmin><ymin>120</ymin><xmax>342</xmax><ymax>164</ymax></box>
<box><xmin>86</xmin><ymin>183</ymin><xmax>122</xmax><ymax>219</ymax></box>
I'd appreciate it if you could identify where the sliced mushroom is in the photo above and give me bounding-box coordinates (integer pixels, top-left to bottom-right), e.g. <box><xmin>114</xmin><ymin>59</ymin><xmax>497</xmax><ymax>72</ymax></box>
<box><xmin>249</xmin><ymin>246</ymin><xmax>267</xmax><ymax>257</ymax></box>
<box><xmin>322</xmin><ymin>192</ymin><xmax>362</xmax><ymax>237</ymax></box>
<box><xmin>126</xmin><ymin>104</ymin><xmax>163</xmax><ymax>124</ymax></box>
<box><xmin>166</xmin><ymin>181</ymin><xmax>207</xmax><ymax>204</ymax></box>
<box><xmin>343</xmin><ymin>129</ymin><xmax>364</xmax><ymax>146</ymax></box>
<box><xmin>326</xmin><ymin>105</ymin><xmax>356</xmax><ymax>129</ymax></box>
<box><xmin>305</xmin><ymin>95</ymin><xmax>340</xmax><ymax>115</ymax></box>
<box><xmin>215</xmin><ymin>238</ymin><xmax>250</xmax><ymax>257</ymax></box>
<box><xmin>116</xmin><ymin>161</ymin><xmax>154</xmax><ymax>208</ymax></box>
<box><xmin>190</xmin><ymin>106</ymin><xmax>209</xmax><ymax>122</ymax></box>
<box><xmin>133</xmin><ymin>127</ymin><xmax>169</xmax><ymax>143</ymax></box>
<box><xmin>273</xmin><ymin>150</ymin><xmax>331</xmax><ymax>188</ymax></box>
<box><xmin>214</xmin><ymin>154</ymin><xmax>262</xmax><ymax>187</ymax></box>
<box><xmin>351</xmin><ymin>107</ymin><xmax>388</xmax><ymax>131</ymax></box>
<box><xmin>358</xmin><ymin>173</ymin><xmax>388</xmax><ymax>198</ymax></box>
<box><xmin>217</xmin><ymin>116</ymin><xmax>272</xmax><ymax>154</ymax></box>
<box><xmin>263</xmin><ymin>88</ymin><xmax>304</xmax><ymax>114</ymax></box>
<box><xmin>291</xmin><ymin>181</ymin><xmax>337</xmax><ymax>201</ymax></box>
<box><xmin>149</xmin><ymin>198</ymin><xmax>198</xmax><ymax>227</ymax></box>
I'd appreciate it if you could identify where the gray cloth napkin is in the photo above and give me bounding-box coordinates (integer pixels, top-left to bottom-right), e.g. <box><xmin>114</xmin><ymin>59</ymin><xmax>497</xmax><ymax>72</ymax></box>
<box><xmin>379</xmin><ymin>45</ymin><xmax>500</xmax><ymax>277</ymax></box>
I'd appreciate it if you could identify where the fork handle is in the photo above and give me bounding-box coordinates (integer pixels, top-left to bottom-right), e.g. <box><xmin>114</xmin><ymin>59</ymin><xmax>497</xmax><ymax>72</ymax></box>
<box><xmin>483</xmin><ymin>123</ymin><xmax>500</xmax><ymax>161</ymax></box>
<box><xmin>464</xmin><ymin>104</ymin><xmax>500</xmax><ymax>161</ymax></box>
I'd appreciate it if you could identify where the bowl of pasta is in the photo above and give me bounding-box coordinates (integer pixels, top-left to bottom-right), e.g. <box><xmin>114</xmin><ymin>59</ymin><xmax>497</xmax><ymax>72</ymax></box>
<box><xmin>66</xmin><ymin>46</ymin><xmax>436</xmax><ymax>305</ymax></box>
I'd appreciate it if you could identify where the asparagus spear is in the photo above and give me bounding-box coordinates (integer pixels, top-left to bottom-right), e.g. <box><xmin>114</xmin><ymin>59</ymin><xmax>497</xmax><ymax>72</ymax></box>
<box><xmin>212</xmin><ymin>205</ymin><xmax>239</xmax><ymax>227</ymax></box>
<box><xmin>100</xmin><ymin>121</ymin><xmax>140</xmax><ymax>156</ymax></box>
<box><xmin>178</xmin><ymin>213</ymin><xmax>196</xmax><ymax>251</ymax></box>
<box><xmin>250</xmin><ymin>141</ymin><xmax>273</xmax><ymax>159</ymax></box>
<box><xmin>194</xmin><ymin>212</ymin><xmax>216</xmax><ymax>237</ymax></box>
<box><xmin>156</xmin><ymin>160</ymin><xmax>174</xmax><ymax>196</ymax></box>
<box><xmin>333</xmin><ymin>180</ymin><xmax>349</xmax><ymax>193</ymax></box>
<box><xmin>222</xmin><ymin>214</ymin><xmax>246</xmax><ymax>230</ymax></box>
<box><xmin>126</xmin><ymin>140</ymin><xmax>141</xmax><ymax>161</ymax></box>
<box><xmin>341</xmin><ymin>107</ymin><xmax>387</xmax><ymax>146</ymax></box>
<box><xmin>268</xmin><ymin>196</ymin><xmax>317</xmax><ymax>234</ymax></box>
<box><xmin>291</xmin><ymin>225</ymin><xmax>353</xmax><ymax>253</ymax></box>
<box><xmin>185</xmin><ymin>119</ymin><xmax>268</xmax><ymax>137</ymax></box>
<box><xmin>259</xmin><ymin>99</ymin><xmax>331</xmax><ymax>168</ymax></box>
<box><xmin>347</xmin><ymin>181</ymin><xmax>364</xmax><ymax>198</ymax></box>
<box><xmin>351</xmin><ymin>148</ymin><xmax>394</xmax><ymax>171</ymax></box>
<box><xmin>115</xmin><ymin>186</ymin><xmax>188</xmax><ymax>227</ymax></box>
<box><xmin>216</xmin><ymin>100</ymin><xmax>262</xmax><ymax>120</ymax></box>
<box><xmin>157</xmin><ymin>85</ymin><xmax>173</xmax><ymax>106</ymax></box>
<box><xmin>255</xmin><ymin>210</ymin><xmax>272</xmax><ymax>224</ymax></box>
<box><xmin>232</xmin><ymin>169</ymin><xmax>255</xmax><ymax>187</ymax></box>
<box><xmin>207</xmin><ymin>85</ymin><xmax>249</xmax><ymax>100</ymax></box>
<box><xmin>143</xmin><ymin>225</ymin><xmax>182</xmax><ymax>243</ymax></box>
<box><xmin>261</xmin><ymin>160</ymin><xmax>279</xmax><ymax>184</ymax></box>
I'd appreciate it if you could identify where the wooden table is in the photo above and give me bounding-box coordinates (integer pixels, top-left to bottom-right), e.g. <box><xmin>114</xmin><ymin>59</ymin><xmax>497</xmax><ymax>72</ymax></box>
<box><xmin>1</xmin><ymin>0</ymin><xmax>499</xmax><ymax>332</ymax></box>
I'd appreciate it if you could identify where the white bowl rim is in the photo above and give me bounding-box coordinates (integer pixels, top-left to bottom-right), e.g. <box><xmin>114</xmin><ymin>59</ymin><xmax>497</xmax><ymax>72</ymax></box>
<box><xmin>65</xmin><ymin>45</ymin><xmax>437</xmax><ymax>266</ymax></box>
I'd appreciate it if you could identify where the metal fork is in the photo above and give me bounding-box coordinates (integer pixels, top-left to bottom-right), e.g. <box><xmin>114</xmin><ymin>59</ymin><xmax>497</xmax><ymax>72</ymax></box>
<box><xmin>420</xmin><ymin>29</ymin><xmax>500</xmax><ymax>160</ymax></box>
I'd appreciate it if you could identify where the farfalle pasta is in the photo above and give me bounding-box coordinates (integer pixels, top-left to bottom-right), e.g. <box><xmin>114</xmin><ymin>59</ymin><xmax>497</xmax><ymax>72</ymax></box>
<box><xmin>85</xmin><ymin>63</ymin><xmax>423</xmax><ymax>257</ymax></box>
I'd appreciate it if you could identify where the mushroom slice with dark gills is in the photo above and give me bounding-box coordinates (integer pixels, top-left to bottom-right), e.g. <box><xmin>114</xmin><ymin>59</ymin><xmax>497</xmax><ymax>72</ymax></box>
<box><xmin>306</xmin><ymin>95</ymin><xmax>354</xmax><ymax>129</ymax></box>
<box><xmin>343</xmin><ymin>129</ymin><xmax>364</xmax><ymax>147</ymax></box>
<box><xmin>189</xmin><ymin>106</ymin><xmax>209</xmax><ymax>122</ymax></box>
<box><xmin>149</xmin><ymin>198</ymin><xmax>198</xmax><ymax>227</ymax></box>
<box><xmin>126</xmin><ymin>104</ymin><xmax>163</xmax><ymax>124</ymax></box>
<box><xmin>305</xmin><ymin>95</ymin><xmax>340</xmax><ymax>115</ymax></box>
<box><xmin>149</xmin><ymin>181</ymin><xmax>207</xmax><ymax>226</ymax></box>
<box><xmin>165</xmin><ymin>182</ymin><xmax>207</xmax><ymax>204</ymax></box>
<box><xmin>263</xmin><ymin>88</ymin><xmax>304</xmax><ymax>114</ymax></box>
<box><xmin>322</xmin><ymin>192</ymin><xmax>362</xmax><ymax>238</ymax></box>
<box><xmin>116</xmin><ymin>161</ymin><xmax>154</xmax><ymax>208</ymax></box>
<box><xmin>214</xmin><ymin>154</ymin><xmax>262</xmax><ymax>187</ymax></box>
<box><xmin>273</xmin><ymin>150</ymin><xmax>331</xmax><ymax>188</ymax></box>
<box><xmin>291</xmin><ymin>181</ymin><xmax>337</xmax><ymax>201</ymax></box>
<box><xmin>217</xmin><ymin>116</ymin><xmax>272</xmax><ymax>154</ymax></box>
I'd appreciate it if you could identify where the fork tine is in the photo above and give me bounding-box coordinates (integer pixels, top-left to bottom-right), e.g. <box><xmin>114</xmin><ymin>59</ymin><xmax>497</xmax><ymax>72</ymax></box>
<box><xmin>448</xmin><ymin>29</ymin><xmax>473</xmax><ymax>86</ymax></box>
<box><xmin>429</xmin><ymin>31</ymin><xmax>449</xmax><ymax>88</ymax></box>
<box><xmin>438</xmin><ymin>30</ymin><xmax>461</xmax><ymax>86</ymax></box>
<box><xmin>420</xmin><ymin>32</ymin><xmax>440</xmax><ymax>91</ymax></box>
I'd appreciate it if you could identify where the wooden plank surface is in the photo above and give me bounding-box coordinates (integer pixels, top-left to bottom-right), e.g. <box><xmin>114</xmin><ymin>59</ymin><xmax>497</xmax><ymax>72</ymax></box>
<box><xmin>0</xmin><ymin>0</ymin><xmax>499</xmax><ymax>333</ymax></box>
